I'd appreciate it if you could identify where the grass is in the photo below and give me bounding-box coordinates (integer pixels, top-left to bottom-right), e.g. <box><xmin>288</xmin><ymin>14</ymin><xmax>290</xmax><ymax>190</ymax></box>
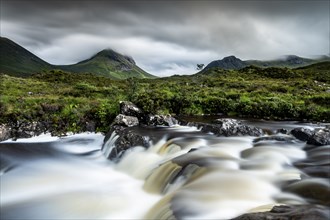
<box><xmin>1</xmin><ymin>62</ymin><xmax>329</xmax><ymax>134</ymax></box>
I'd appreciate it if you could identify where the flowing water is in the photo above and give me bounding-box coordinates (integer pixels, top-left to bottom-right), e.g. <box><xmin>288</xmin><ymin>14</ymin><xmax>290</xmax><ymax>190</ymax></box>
<box><xmin>0</xmin><ymin>121</ymin><xmax>329</xmax><ymax>219</ymax></box>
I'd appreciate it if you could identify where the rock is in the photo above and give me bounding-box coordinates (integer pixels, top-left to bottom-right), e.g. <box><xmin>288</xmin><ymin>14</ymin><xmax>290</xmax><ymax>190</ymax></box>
<box><xmin>232</xmin><ymin>205</ymin><xmax>330</xmax><ymax>220</ymax></box>
<box><xmin>102</xmin><ymin>125</ymin><xmax>150</xmax><ymax>160</ymax></box>
<box><xmin>10</xmin><ymin>121</ymin><xmax>46</xmax><ymax>140</ymax></box>
<box><xmin>283</xmin><ymin>179</ymin><xmax>330</xmax><ymax>207</ymax></box>
<box><xmin>188</xmin><ymin>119</ymin><xmax>263</xmax><ymax>137</ymax></box>
<box><xmin>0</xmin><ymin>124</ymin><xmax>11</xmax><ymax>141</ymax></box>
<box><xmin>290</xmin><ymin>127</ymin><xmax>314</xmax><ymax>142</ymax></box>
<box><xmin>253</xmin><ymin>135</ymin><xmax>296</xmax><ymax>144</ymax></box>
<box><xmin>143</xmin><ymin>114</ymin><xmax>178</xmax><ymax>127</ymax></box>
<box><xmin>276</xmin><ymin>128</ymin><xmax>288</xmax><ymax>134</ymax></box>
<box><xmin>119</xmin><ymin>101</ymin><xmax>144</xmax><ymax>119</ymax></box>
<box><xmin>307</xmin><ymin>128</ymin><xmax>330</xmax><ymax>146</ymax></box>
<box><xmin>113</xmin><ymin>114</ymin><xmax>139</xmax><ymax>127</ymax></box>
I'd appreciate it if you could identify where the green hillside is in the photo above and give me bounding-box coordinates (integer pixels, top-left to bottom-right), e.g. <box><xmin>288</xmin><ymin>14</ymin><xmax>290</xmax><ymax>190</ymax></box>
<box><xmin>57</xmin><ymin>49</ymin><xmax>155</xmax><ymax>79</ymax></box>
<box><xmin>0</xmin><ymin>37</ymin><xmax>52</xmax><ymax>77</ymax></box>
<box><xmin>0</xmin><ymin>37</ymin><xmax>155</xmax><ymax>79</ymax></box>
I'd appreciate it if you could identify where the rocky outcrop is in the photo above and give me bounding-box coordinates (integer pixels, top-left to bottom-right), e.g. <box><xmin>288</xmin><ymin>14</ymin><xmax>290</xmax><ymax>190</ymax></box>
<box><xmin>103</xmin><ymin>125</ymin><xmax>150</xmax><ymax>160</ymax></box>
<box><xmin>187</xmin><ymin>119</ymin><xmax>263</xmax><ymax>137</ymax></box>
<box><xmin>143</xmin><ymin>114</ymin><xmax>179</xmax><ymax>127</ymax></box>
<box><xmin>307</xmin><ymin>128</ymin><xmax>330</xmax><ymax>146</ymax></box>
<box><xmin>113</xmin><ymin>114</ymin><xmax>139</xmax><ymax>127</ymax></box>
<box><xmin>290</xmin><ymin>127</ymin><xmax>314</xmax><ymax>142</ymax></box>
<box><xmin>232</xmin><ymin>205</ymin><xmax>330</xmax><ymax>220</ymax></box>
<box><xmin>0</xmin><ymin>124</ymin><xmax>11</xmax><ymax>141</ymax></box>
<box><xmin>119</xmin><ymin>101</ymin><xmax>179</xmax><ymax>127</ymax></box>
<box><xmin>119</xmin><ymin>101</ymin><xmax>144</xmax><ymax>119</ymax></box>
<box><xmin>288</xmin><ymin>126</ymin><xmax>330</xmax><ymax>146</ymax></box>
<box><xmin>102</xmin><ymin>101</ymin><xmax>179</xmax><ymax>160</ymax></box>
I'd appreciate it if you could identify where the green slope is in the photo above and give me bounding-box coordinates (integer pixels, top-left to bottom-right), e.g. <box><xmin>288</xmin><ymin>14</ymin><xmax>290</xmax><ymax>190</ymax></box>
<box><xmin>0</xmin><ymin>37</ymin><xmax>155</xmax><ymax>79</ymax></box>
<box><xmin>0</xmin><ymin>37</ymin><xmax>52</xmax><ymax>76</ymax></box>
<box><xmin>57</xmin><ymin>49</ymin><xmax>155</xmax><ymax>79</ymax></box>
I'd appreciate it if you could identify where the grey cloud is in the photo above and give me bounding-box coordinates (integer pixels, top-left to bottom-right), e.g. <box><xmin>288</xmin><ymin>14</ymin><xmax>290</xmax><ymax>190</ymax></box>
<box><xmin>1</xmin><ymin>0</ymin><xmax>329</xmax><ymax>76</ymax></box>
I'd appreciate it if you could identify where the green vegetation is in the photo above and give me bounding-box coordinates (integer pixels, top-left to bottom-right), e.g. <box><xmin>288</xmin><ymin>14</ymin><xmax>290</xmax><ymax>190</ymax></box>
<box><xmin>56</xmin><ymin>49</ymin><xmax>156</xmax><ymax>79</ymax></box>
<box><xmin>0</xmin><ymin>37</ymin><xmax>52</xmax><ymax>76</ymax></box>
<box><xmin>0</xmin><ymin>62</ymin><xmax>330</xmax><ymax>132</ymax></box>
<box><xmin>0</xmin><ymin>37</ymin><xmax>155</xmax><ymax>79</ymax></box>
<box><xmin>1</xmin><ymin>62</ymin><xmax>329</xmax><ymax>134</ymax></box>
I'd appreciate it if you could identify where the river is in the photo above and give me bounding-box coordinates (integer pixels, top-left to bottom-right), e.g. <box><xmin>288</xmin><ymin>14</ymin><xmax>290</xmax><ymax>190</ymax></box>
<box><xmin>0</xmin><ymin>121</ymin><xmax>329</xmax><ymax>219</ymax></box>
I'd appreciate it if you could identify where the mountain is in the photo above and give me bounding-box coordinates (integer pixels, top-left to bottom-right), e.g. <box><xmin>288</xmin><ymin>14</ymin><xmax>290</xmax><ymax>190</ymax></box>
<box><xmin>0</xmin><ymin>37</ymin><xmax>52</xmax><ymax>76</ymax></box>
<box><xmin>57</xmin><ymin>49</ymin><xmax>155</xmax><ymax>79</ymax></box>
<box><xmin>203</xmin><ymin>55</ymin><xmax>330</xmax><ymax>71</ymax></box>
<box><xmin>204</xmin><ymin>56</ymin><xmax>247</xmax><ymax>70</ymax></box>
<box><xmin>245</xmin><ymin>55</ymin><xmax>318</xmax><ymax>68</ymax></box>
<box><xmin>0</xmin><ymin>37</ymin><xmax>155</xmax><ymax>79</ymax></box>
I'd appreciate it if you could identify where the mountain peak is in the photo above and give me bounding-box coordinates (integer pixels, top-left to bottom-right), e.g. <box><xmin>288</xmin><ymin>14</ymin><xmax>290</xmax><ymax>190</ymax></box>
<box><xmin>92</xmin><ymin>49</ymin><xmax>135</xmax><ymax>65</ymax></box>
<box><xmin>1</xmin><ymin>37</ymin><xmax>154</xmax><ymax>79</ymax></box>
<box><xmin>204</xmin><ymin>55</ymin><xmax>246</xmax><ymax>70</ymax></box>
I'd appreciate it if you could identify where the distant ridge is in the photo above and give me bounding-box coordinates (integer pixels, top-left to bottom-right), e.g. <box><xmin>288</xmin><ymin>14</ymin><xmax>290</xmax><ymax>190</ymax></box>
<box><xmin>203</xmin><ymin>54</ymin><xmax>330</xmax><ymax>71</ymax></box>
<box><xmin>0</xmin><ymin>37</ymin><xmax>155</xmax><ymax>79</ymax></box>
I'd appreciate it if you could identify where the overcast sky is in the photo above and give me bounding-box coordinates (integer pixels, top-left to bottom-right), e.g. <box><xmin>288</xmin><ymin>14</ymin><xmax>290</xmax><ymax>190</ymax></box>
<box><xmin>1</xmin><ymin>0</ymin><xmax>329</xmax><ymax>76</ymax></box>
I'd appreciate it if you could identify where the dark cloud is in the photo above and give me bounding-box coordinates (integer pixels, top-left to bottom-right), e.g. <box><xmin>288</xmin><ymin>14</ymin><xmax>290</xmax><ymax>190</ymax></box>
<box><xmin>1</xmin><ymin>0</ymin><xmax>329</xmax><ymax>76</ymax></box>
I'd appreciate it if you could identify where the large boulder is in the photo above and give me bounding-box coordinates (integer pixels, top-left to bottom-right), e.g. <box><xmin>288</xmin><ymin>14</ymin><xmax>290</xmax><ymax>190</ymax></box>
<box><xmin>113</xmin><ymin>114</ymin><xmax>139</xmax><ymax>127</ymax></box>
<box><xmin>290</xmin><ymin>127</ymin><xmax>314</xmax><ymax>142</ymax></box>
<box><xmin>119</xmin><ymin>101</ymin><xmax>144</xmax><ymax>119</ymax></box>
<box><xmin>307</xmin><ymin>128</ymin><xmax>330</xmax><ymax>146</ymax></box>
<box><xmin>232</xmin><ymin>205</ymin><xmax>330</xmax><ymax>220</ymax></box>
<box><xmin>188</xmin><ymin>119</ymin><xmax>263</xmax><ymax>137</ymax></box>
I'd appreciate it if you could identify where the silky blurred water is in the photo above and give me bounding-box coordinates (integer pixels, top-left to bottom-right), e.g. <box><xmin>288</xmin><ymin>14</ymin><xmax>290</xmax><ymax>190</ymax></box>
<box><xmin>1</xmin><ymin>122</ymin><xmax>329</xmax><ymax>219</ymax></box>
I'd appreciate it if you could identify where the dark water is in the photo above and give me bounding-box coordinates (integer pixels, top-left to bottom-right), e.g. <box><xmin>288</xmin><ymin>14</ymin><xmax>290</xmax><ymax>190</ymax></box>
<box><xmin>1</xmin><ymin>121</ymin><xmax>329</xmax><ymax>219</ymax></box>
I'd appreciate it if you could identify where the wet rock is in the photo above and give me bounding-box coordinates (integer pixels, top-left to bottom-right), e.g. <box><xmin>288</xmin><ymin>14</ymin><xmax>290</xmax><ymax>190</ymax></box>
<box><xmin>84</xmin><ymin>121</ymin><xmax>96</xmax><ymax>132</ymax></box>
<box><xmin>276</xmin><ymin>128</ymin><xmax>288</xmax><ymax>134</ymax></box>
<box><xmin>119</xmin><ymin>101</ymin><xmax>144</xmax><ymax>119</ymax></box>
<box><xmin>283</xmin><ymin>179</ymin><xmax>330</xmax><ymax>207</ymax></box>
<box><xmin>0</xmin><ymin>124</ymin><xmax>11</xmax><ymax>141</ymax></box>
<box><xmin>113</xmin><ymin>114</ymin><xmax>139</xmax><ymax>127</ymax></box>
<box><xmin>253</xmin><ymin>135</ymin><xmax>296</xmax><ymax>144</ymax></box>
<box><xmin>188</xmin><ymin>119</ymin><xmax>263</xmax><ymax>137</ymax></box>
<box><xmin>290</xmin><ymin>127</ymin><xmax>314</xmax><ymax>142</ymax></box>
<box><xmin>143</xmin><ymin>114</ymin><xmax>178</xmax><ymax>127</ymax></box>
<box><xmin>10</xmin><ymin>121</ymin><xmax>46</xmax><ymax>140</ymax></box>
<box><xmin>232</xmin><ymin>205</ymin><xmax>330</xmax><ymax>220</ymax></box>
<box><xmin>102</xmin><ymin>125</ymin><xmax>150</xmax><ymax>160</ymax></box>
<box><xmin>307</xmin><ymin>128</ymin><xmax>330</xmax><ymax>146</ymax></box>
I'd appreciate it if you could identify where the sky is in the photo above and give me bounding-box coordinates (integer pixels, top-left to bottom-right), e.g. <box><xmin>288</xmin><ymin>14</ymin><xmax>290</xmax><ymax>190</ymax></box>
<box><xmin>1</xmin><ymin>0</ymin><xmax>329</xmax><ymax>77</ymax></box>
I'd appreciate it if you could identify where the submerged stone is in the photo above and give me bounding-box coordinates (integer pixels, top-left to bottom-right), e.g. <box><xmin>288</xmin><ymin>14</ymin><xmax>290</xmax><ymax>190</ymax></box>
<box><xmin>232</xmin><ymin>205</ymin><xmax>330</xmax><ymax>220</ymax></box>
<box><xmin>187</xmin><ymin>119</ymin><xmax>263</xmax><ymax>137</ymax></box>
